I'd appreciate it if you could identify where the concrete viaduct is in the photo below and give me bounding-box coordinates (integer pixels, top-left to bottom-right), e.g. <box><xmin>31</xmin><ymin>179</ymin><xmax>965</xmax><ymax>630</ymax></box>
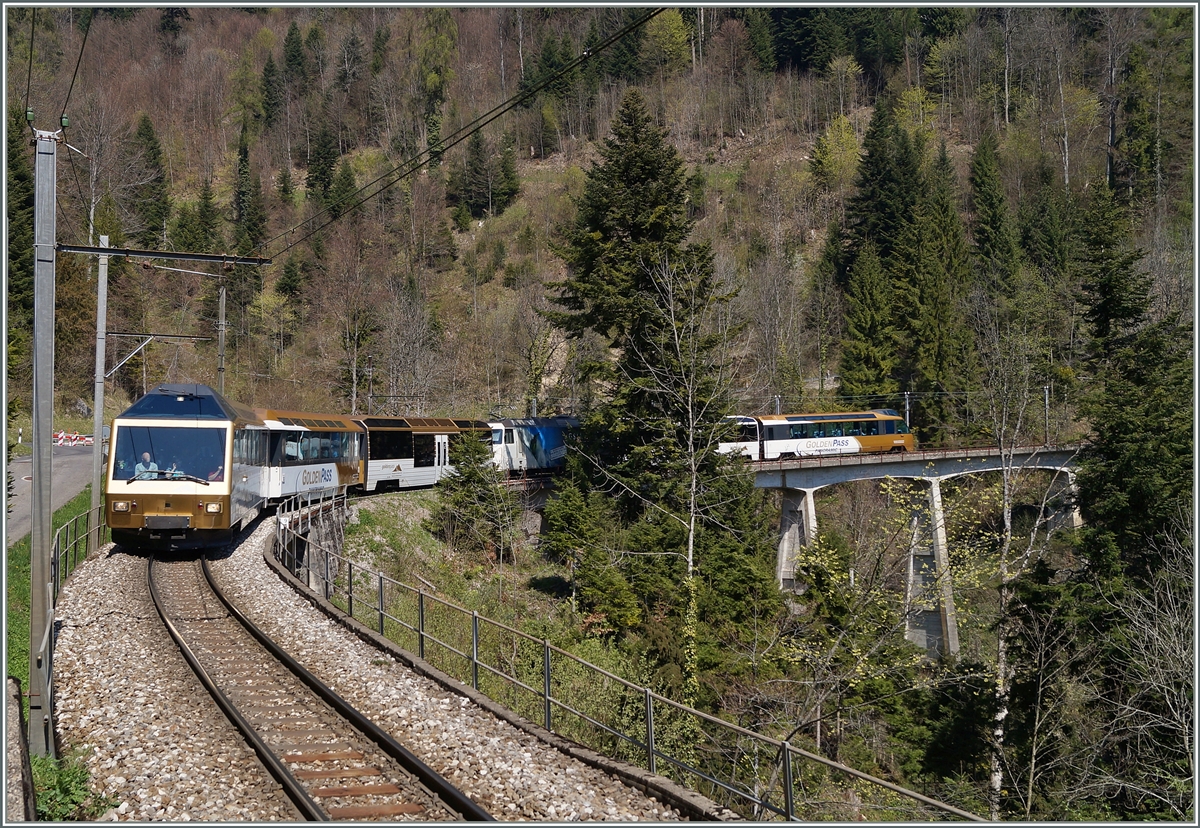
<box><xmin>752</xmin><ymin>445</ymin><xmax>1081</xmax><ymax>656</ymax></box>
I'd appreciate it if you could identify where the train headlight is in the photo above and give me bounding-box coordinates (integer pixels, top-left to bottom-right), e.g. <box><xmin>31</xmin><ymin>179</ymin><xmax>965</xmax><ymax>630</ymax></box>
<box><xmin>205</xmin><ymin>502</ymin><xmax>222</xmax><ymax>514</ymax></box>
<box><xmin>112</xmin><ymin>501</ymin><xmax>130</xmax><ymax>512</ymax></box>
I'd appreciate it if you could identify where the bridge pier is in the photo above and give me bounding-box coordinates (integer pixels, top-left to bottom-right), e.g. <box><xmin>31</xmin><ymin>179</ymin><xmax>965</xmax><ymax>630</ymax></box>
<box><xmin>777</xmin><ymin>488</ymin><xmax>818</xmax><ymax>590</ymax></box>
<box><xmin>905</xmin><ymin>478</ymin><xmax>960</xmax><ymax>657</ymax></box>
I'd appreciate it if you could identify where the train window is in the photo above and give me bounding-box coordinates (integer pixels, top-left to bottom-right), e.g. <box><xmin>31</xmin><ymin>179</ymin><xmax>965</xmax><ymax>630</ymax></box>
<box><xmin>492</xmin><ymin>429</ymin><xmax>503</xmax><ymax>444</ymax></box>
<box><xmin>505</xmin><ymin>429</ymin><xmax>515</xmax><ymax>444</ymax></box>
<box><xmin>111</xmin><ymin>425</ymin><xmax>227</xmax><ymax>481</ymax></box>
<box><xmin>828</xmin><ymin>422</ymin><xmax>844</xmax><ymax>437</ymax></box>
<box><xmin>789</xmin><ymin>423</ymin><xmax>810</xmax><ymax>439</ymax></box>
<box><xmin>413</xmin><ymin>434</ymin><xmax>436</xmax><ymax>467</ymax></box>
<box><xmin>895</xmin><ymin>420</ymin><xmax>910</xmax><ymax>434</ymax></box>
<box><xmin>738</xmin><ymin>423</ymin><xmax>759</xmax><ymax>442</ymax></box>
<box><xmin>370</xmin><ymin>430</ymin><xmax>413</xmax><ymax>460</ymax></box>
<box><xmin>883</xmin><ymin>421</ymin><xmax>896</xmax><ymax>435</ymax></box>
<box><xmin>858</xmin><ymin>421</ymin><xmax>878</xmax><ymax>436</ymax></box>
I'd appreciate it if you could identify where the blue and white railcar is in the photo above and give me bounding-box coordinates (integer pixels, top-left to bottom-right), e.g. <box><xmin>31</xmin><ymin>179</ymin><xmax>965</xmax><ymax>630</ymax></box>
<box><xmin>489</xmin><ymin>417</ymin><xmax>579</xmax><ymax>476</ymax></box>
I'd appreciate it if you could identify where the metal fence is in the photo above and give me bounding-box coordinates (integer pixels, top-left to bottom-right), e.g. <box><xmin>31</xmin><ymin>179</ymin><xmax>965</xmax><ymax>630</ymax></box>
<box><xmin>30</xmin><ymin>504</ymin><xmax>110</xmax><ymax>756</ymax></box>
<box><xmin>273</xmin><ymin>490</ymin><xmax>982</xmax><ymax>822</ymax></box>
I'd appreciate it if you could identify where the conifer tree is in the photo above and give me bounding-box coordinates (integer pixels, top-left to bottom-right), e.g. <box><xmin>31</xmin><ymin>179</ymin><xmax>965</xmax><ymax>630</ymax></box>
<box><xmin>845</xmin><ymin>101</ymin><xmax>921</xmax><ymax>267</ymax></box>
<box><xmin>283</xmin><ymin>21</ymin><xmax>307</xmax><ymax>95</ymax></box>
<box><xmin>462</xmin><ymin>128</ymin><xmax>491</xmax><ymax>217</ymax></box>
<box><xmin>260</xmin><ymin>52</ymin><xmax>282</xmax><ymax>129</ymax></box>
<box><xmin>493</xmin><ymin>134</ymin><xmax>520</xmax><ymax>212</ymax></box>
<box><xmin>1074</xmin><ymin>183</ymin><xmax>1189</xmax><ymax>582</ymax></box>
<box><xmin>969</xmin><ymin>132</ymin><xmax>1020</xmax><ymax>292</ymax></box>
<box><xmin>553</xmin><ymin>89</ymin><xmax>691</xmax><ymax>349</ymax></box>
<box><xmin>327</xmin><ymin>159</ymin><xmax>357</xmax><ymax>220</ymax></box>
<box><xmin>132</xmin><ymin>113</ymin><xmax>170</xmax><ymax>248</ymax></box>
<box><xmin>306</xmin><ymin>125</ymin><xmax>338</xmax><ymax>201</ymax></box>
<box><xmin>6</xmin><ymin>105</ymin><xmax>34</xmax><ymax>325</ymax></box>
<box><xmin>895</xmin><ymin>146</ymin><xmax>975</xmax><ymax>443</ymax></box>
<box><xmin>838</xmin><ymin>241</ymin><xmax>899</xmax><ymax>407</ymax></box>
<box><xmin>425</xmin><ymin>430</ymin><xmax>521</xmax><ymax>563</ymax></box>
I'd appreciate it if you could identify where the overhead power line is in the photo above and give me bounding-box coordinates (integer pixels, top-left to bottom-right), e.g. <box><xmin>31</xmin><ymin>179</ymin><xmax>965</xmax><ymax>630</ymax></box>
<box><xmin>253</xmin><ymin>8</ymin><xmax>665</xmax><ymax>263</ymax></box>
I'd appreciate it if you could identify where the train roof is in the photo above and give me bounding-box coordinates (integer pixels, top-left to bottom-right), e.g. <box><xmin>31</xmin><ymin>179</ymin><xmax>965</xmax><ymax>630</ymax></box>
<box><xmin>356</xmin><ymin>416</ymin><xmax>491</xmax><ymax>432</ymax></box>
<box><xmin>116</xmin><ymin>384</ymin><xmax>260</xmax><ymax>422</ymax></box>
<box><xmin>758</xmin><ymin>409</ymin><xmax>903</xmax><ymax>423</ymax></box>
<box><xmin>257</xmin><ymin>408</ymin><xmax>363</xmax><ymax>430</ymax></box>
<box><xmin>489</xmin><ymin>417</ymin><xmax>580</xmax><ymax>428</ymax></box>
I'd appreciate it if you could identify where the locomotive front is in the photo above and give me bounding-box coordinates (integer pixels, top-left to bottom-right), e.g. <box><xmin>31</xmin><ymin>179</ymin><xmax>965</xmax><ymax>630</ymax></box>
<box><xmin>105</xmin><ymin>384</ymin><xmax>261</xmax><ymax>550</ymax></box>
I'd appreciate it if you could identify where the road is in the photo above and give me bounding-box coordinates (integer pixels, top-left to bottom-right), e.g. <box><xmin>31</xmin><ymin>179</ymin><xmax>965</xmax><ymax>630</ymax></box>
<box><xmin>4</xmin><ymin>444</ymin><xmax>98</xmax><ymax>548</ymax></box>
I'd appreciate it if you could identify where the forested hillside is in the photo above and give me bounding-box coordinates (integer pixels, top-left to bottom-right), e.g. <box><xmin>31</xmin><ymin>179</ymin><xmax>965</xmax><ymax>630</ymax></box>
<box><xmin>7</xmin><ymin>6</ymin><xmax>1193</xmax><ymax>820</ymax></box>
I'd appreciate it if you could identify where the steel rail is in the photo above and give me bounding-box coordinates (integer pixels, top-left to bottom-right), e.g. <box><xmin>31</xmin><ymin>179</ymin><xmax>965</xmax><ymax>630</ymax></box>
<box><xmin>147</xmin><ymin>555</ymin><xmax>327</xmax><ymax>821</ymax></box>
<box><xmin>201</xmin><ymin>556</ymin><xmax>495</xmax><ymax>822</ymax></box>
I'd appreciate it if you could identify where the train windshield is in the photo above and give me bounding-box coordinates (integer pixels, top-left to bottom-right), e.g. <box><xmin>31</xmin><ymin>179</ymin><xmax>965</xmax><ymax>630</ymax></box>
<box><xmin>112</xmin><ymin>425</ymin><xmax>227</xmax><ymax>481</ymax></box>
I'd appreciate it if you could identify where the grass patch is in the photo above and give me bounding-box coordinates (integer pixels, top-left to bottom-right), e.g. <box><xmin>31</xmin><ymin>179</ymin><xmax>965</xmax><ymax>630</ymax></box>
<box><xmin>31</xmin><ymin>750</ymin><xmax>117</xmax><ymax>820</ymax></box>
<box><xmin>6</xmin><ymin>486</ymin><xmax>97</xmax><ymax>715</ymax></box>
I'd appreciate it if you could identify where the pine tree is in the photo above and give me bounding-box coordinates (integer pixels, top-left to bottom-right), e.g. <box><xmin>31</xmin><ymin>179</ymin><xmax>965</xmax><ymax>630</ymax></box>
<box><xmin>275</xmin><ymin>256</ymin><xmax>305</xmax><ymax>298</ymax></box>
<box><xmin>895</xmin><ymin>147</ymin><xmax>975</xmax><ymax>444</ymax></box>
<box><xmin>845</xmin><ymin>101</ymin><xmax>921</xmax><ymax>267</ymax></box>
<box><xmin>306</xmin><ymin>125</ymin><xmax>338</xmax><ymax>201</ymax></box>
<box><xmin>838</xmin><ymin>241</ymin><xmax>899</xmax><ymax>407</ymax></box>
<box><xmin>283</xmin><ymin>21</ymin><xmax>307</xmax><ymax>96</ymax></box>
<box><xmin>327</xmin><ymin>159</ymin><xmax>357</xmax><ymax>220</ymax></box>
<box><xmin>195</xmin><ymin>179</ymin><xmax>222</xmax><ymax>252</ymax></box>
<box><xmin>1078</xmin><ymin>184</ymin><xmax>1148</xmax><ymax>354</ymax></box>
<box><xmin>233</xmin><ymin>125</ymin><xmax>252</xmax><ymax>225</ymax></box>
<box><xmin>552</xmin><ymin>89</ymin><xmax>691</xmax><ymax>346</ymax></box>
<box><xmin>260</xmin><ymin>52</ymin><xmax>282</xmax><ymax>129</ymax></box>
<box><xmin>425</xmin><ymin>430</ymin><xmax>521</xmax><ymax>562</ymax></box>
<box><xmin>493</xmin><ymin>134</ymin><xmax>520</xmax><ymax>212</ymax></box>
<box><xmin>6</xmin><ymin>105</ymin><xmax>35</xmax><ymax>325</ymax></box>
<box><xmin>463</xmin><ymin>128</ymin><xmax>492</xmax><ymax>216</ymax></box>
<box><xmin>132</xmin><ymin>113</ymin><xmax>170</xmax><ymax>248</ymax></box>
<box><xmin>969</xmin><ymin>132</ymin><xmax>1020</xmax><ymax>292</ymax></box>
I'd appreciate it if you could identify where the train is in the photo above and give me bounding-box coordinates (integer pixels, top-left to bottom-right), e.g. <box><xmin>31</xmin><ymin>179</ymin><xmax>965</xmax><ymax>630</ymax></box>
<box><xmin>104</xmin><ymin>387</ymin><xmax>913</xmax><ymax>551</ymax></box>
<box><xmin>104</xmin><ymin>384</ymin><xmax>574</xmax><ymax>550</ymax></box>
<box><xmin>719</xmin><ymin>409</ymin><xmax>914</xmax><ymax>460</ymax></box>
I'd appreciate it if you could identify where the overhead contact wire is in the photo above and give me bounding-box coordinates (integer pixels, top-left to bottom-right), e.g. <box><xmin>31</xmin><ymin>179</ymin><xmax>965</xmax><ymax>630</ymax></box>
<box><xmin>254</xmin><ymin>8</ymin><xmax>665</xmax><ymax>263</ymax></box>
<box><xmin>23</xmin><ymin>8</ymin><xmax>35</xmax><ymax>131</ymax></box>
<box><xmin>59</xmin><ymin>11</ymin><xmax>92</xmax><ymax>123</ymax></box>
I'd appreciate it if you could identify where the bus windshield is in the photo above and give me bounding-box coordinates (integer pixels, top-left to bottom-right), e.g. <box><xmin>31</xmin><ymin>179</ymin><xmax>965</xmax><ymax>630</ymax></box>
<box><xmin>112</xmin><ymin>425</ymin><xmax>227</xmax><ymax>481</ymax></box>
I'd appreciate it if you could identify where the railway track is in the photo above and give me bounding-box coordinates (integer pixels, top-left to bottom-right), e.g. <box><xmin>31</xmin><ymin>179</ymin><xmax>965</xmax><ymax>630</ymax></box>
<box><xmin>148</xmin><ymin>551</ymin><xmax>494</xmax><ymax>822</ymax></box>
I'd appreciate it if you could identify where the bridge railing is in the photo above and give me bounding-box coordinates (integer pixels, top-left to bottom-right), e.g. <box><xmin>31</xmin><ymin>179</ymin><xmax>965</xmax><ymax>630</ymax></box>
<box><xmin>272</xmin><ymin>495</ymin><xmax>982</xmax><ymax>822</ymax></box>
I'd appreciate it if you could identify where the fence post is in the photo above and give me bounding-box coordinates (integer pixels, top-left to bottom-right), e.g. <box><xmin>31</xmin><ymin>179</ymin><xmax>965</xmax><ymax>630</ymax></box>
<box><xmin>543</xmin><ymin>641</ymin><xmax>552</xmax><ymax>731</ymax></box>
<box><xmin>783</xmin><ymin>742</ymin><xmax>794</xmax><ymax>821</ymax></box>
<box><xmin>378</xmin><ymin>574</ymin><xmax>385</xmax><ymax>635</ymax></box>
<box><xmin>644</xmin><ymin>688</ymin><xmax>656</xmax><ymax>775</ymax></box>
<box><xmin>471</xmin><ymin>611</ymin><xmax>480</xmax><ymax>690</ymax></box>
<box><xmin>418</xmin><ymin>591</ymin><xmax>426</xmax><ymax>659</ymax></box>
